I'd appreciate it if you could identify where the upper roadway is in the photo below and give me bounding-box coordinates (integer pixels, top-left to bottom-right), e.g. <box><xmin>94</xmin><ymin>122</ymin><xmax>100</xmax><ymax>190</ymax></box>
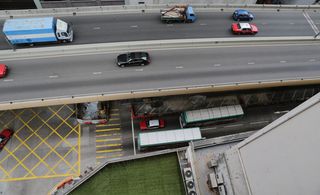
<box><xmin>0</xmin><ymin>9</ymin><xmax>319</xmax><ymax>50</ymax></box>
<box><xmin>1</xmin><ymin>41</ymin><xmax>320</xmax><ymax>103</ymax></box>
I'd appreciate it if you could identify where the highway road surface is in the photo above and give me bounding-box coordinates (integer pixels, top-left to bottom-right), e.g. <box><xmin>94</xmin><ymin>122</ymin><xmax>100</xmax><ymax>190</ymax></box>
<box><xmin>1</xmin><ymin>42</ymin><xmax>320</xmax><ymax>102</ymax></box>
<box><xmin>0</xmin><ymin>10</ymin><xmax>318</xmax><ymax>49</ymax></box>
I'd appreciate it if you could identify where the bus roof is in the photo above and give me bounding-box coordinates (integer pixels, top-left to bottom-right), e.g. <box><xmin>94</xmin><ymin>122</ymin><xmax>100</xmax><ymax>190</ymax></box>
<box><xmin>184</xmin><ymin>104</ymin><xmax>244</xmax><ymax>123</ymax></box>
<box><xmin>138</xmin><ymin>127</ymin><xmax>202</xmax><ymax>148</ymax></box>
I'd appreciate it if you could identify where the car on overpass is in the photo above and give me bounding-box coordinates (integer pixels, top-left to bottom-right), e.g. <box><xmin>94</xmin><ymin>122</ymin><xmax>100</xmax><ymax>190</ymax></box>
<box><xmin>116</xmin><ymin>52</ymin><xmax>151</xmax><ymax>67</ymax></box>
<box><xmin>231</xmin><ymin>23</ymin><xmax>258</xmax><ymax>35</ymax></box>
<box><xmin>0</xmin><ymin>129</ymin><xmax>13</xmax><ymax>150</ymax></box>
<box><xmin>232</xmin><ymin>9</ymin><xmax>254</xmax><ymax>21</ymax></box>
<box><xmin>0</xmin><ymin>64</ymin><xmax>8</xmax><ymax>78</ymax></box>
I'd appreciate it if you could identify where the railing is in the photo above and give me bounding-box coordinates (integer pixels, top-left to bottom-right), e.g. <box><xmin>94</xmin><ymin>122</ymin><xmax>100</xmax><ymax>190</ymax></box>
<box><xmin>1</xmin><ymin>4</ymin><xmax>320</xmax><ymax>18</ymax></box>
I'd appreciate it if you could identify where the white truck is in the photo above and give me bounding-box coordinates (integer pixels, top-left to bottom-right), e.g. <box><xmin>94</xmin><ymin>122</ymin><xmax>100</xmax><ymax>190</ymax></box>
<box><xmin>3</xmin><ymin>17</ymin><xmax>73</xmax><ymax>45</ymax></box>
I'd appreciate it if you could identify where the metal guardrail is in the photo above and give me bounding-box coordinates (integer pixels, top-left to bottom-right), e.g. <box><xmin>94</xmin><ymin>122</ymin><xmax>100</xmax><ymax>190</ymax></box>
<box><xmin>2</xmin><ymin>76</ymin><xmax>320</xmax><ymax>111</ymax></box>
<box><xmin>1</xmin><ymin>4</ymin><xmax>320</xmax><ymax>18</ymax></box>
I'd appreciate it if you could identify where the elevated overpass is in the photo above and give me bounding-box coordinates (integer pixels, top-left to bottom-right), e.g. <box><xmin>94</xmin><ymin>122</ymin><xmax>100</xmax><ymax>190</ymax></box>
<box><xmin>1</xmin><ymin>5</ymin><xmax>320</xmax><ymax>110</ymax></box>
<box><xmin>1</xmin><ymin>37</ymin><xmax>320</xmax><ymax>110</ymax></box>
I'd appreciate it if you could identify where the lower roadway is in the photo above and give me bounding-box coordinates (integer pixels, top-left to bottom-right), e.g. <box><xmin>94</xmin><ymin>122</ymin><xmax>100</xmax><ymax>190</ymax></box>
<box><xmin>1</xmin><ymin>42</ymin><xmax>320</xmax><ymax>102</ymax></box>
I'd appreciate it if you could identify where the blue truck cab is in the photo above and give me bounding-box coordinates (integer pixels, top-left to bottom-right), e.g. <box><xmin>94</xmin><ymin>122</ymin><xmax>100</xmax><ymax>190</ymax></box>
<box><xmin>3</xmin><ymin>17</ymin><xmax>73</xmax><ymax>45</ymax></box>
<box><xmin>186</xmin><ymin>6</ymin><xmax>197</xmax><ymax>23</ymax></box>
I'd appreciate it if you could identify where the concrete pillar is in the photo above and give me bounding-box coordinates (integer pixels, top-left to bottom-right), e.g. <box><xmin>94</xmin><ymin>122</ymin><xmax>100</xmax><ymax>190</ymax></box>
<box><xmin>33</xmin><ymin>0</ymin><xmax>42</xmax><ymax>9</ymax></box>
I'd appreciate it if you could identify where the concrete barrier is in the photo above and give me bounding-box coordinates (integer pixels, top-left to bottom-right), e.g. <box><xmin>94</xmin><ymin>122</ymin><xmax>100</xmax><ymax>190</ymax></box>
<box><xmin>0</xmin><ymin>36</ymin><xmax>318</xmax><ymax>60</ymax></box>
<box><xmin>1</xmin><ymin>4</ymin><xmax>320</xmax><ymax>18</ymax></box>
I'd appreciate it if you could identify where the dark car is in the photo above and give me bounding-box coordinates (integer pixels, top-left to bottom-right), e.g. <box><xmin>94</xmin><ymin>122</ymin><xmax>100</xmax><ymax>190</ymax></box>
<box><xmin>116</xmin><ymin>52</ymin><xmax>150</xmax><ymax>67</ymax></box>
<box><xmin>0</xmin><ymin>129</ymin><xmax>13</xmax><ymax>150</ymax></box>
<box><xmin>233</xmin><ymin>9</ymin><xmax>254</xmax><ymax>21</ymax></box>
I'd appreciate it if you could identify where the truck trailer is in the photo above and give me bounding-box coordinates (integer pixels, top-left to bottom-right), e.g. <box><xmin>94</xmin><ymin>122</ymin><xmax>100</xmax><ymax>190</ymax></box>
<box><xmin>160</xmin><ymin>5</ymin><xmax>196</xmax><ymax>23</ymax></box>
<box><xmin>3</xmin><ymin>17</ymin><xmax>73</xmax><ymax>45</ymax></box>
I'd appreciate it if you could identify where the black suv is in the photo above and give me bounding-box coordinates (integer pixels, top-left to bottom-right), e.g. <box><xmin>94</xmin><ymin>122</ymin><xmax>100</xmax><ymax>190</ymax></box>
<box><xmin>117</xmin><ymin>52</ymin><xmax>151</xmax><ymax>67</ymax></box>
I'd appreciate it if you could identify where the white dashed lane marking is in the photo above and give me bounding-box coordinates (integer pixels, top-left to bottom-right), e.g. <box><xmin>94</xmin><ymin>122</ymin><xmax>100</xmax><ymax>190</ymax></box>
<box><xmin>3</xmin><ymin>79</ymin><xmax>13</xmax><ymax>82</ymax></box>
<box><xmin>49</xmin><ymin>75</ymin><xmax>59</xmax><ymax>79</ymax></box>
<box><xmin>93</xmin><ymin>72</ymin><xmax>102</xmax><ymax>75</ymax></box>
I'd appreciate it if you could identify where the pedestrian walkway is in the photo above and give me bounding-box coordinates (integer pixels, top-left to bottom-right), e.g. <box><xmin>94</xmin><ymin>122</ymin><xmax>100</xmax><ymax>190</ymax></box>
<box><xmin>95</xmin><ymin>105</ymin><xmax>123</xmax><ymax>164</ymax></box>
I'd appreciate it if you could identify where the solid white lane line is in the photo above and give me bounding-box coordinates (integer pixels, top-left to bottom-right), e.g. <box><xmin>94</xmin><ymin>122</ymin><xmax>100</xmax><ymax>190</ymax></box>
<box><xmin>135</xmin><ymin>69</ymin><xmax>143</xmax><ymax>71</ymax></box>
<box><xmin>3</xmin><ymin>79</ymin><xmax>13</xmax><ymax>82</ymax></box>
<box><xmin>131</xmin><ymin>110</ymin><xmax>136</xmax><ymax>155</ymax></box>
<box><xmin>280</xmin><ymin>60</ymin><xmax>287</xmax><ymax>63</ymax></box>
<box><xmin>250</xmin><ymin>121</ymin><xmax>269</xmax><ymax>125</ymax></box>
<box><xmin>224</xmin><ymin>124</ymin><xmax>244</xmax><ymax>128</ymax></box>
<box><xmin>130</xmin><ymin>25</ymin><xmax>138</xmax><ymax>28</ymax></box>
<box><xmin>93</xmin><ymin>27</ymin><xmax>101</xmax><ymax>30</ymax></box>
<box><xmin>176</xmin><ymin>66</ymin><xmax>184</xmax><ymax>69</ymax></box>
<box><xmin>248</xmin><ymin>62</ymin><xmax>255</xmax><ymax>65</ymax></box>
<box><xmin>201</xmin><ymin>127</ymin><xmax>217</xmax><ymax>131</ymax></box>
<box><xmin>274</xmin><ymin>110</ymin><xmax>290</xmax><ymax>114</ymax></box>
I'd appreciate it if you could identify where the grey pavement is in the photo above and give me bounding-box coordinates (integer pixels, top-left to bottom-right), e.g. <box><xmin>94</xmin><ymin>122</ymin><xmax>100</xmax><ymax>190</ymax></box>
<box><xmin>1</xmin><ymin>43</ymin><xmax>320</xmax><ymax>102</ymax></box>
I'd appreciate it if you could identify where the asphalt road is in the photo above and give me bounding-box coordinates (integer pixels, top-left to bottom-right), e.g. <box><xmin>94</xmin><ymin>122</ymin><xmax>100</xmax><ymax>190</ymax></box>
<box><xmin>0</xmin><ymin>10</ymin><xmax>317</xmax><ymax>49</ymax></box>
<box><xmin>1</xmin><ymin>42</ymin><xmax>320</xmax><ymax>102</ymax></box>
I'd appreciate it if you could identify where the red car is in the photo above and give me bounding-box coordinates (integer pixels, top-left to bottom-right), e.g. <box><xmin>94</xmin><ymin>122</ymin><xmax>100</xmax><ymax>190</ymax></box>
<box><xmin>231</xmin><ymin>23</ymin><xmax>258</xmax><ymax>35</ymax></box>
<box><xmin>0</xmin><ymin>64</ymin><xmax>8</xmax><ymax>78</ymax></box>
<box><xmin>0</xmin><ymin>129</ymin><xmax>14</xmax><ymax>150</ymax></box>
<box><xmin>139</xmin><ymin>119</ymin><xmax>165</xmax><ymax>130</ymax></box>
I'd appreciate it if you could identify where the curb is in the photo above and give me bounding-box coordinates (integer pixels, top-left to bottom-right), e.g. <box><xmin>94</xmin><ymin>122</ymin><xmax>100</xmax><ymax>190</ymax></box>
<box><xmin>1</xmin><ymin>4</ymin><xmax>320</xmax><ymax>18</ymax></box>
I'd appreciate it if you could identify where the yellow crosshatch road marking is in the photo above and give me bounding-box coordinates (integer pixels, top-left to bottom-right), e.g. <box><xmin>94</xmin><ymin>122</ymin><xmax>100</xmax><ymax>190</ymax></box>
<box><xmin>96</xmin><ymin>138</ymin><xmax>121</xmax><ymax>142</ymax></box>
<box><xmin>96</xmin><ymin>144</ymin><xmax>122</xmax><ymax>148</ymax></box>
<box><xmin>96</xmin><ymin>148</ymin><xmax>123</xmax><ymax>153</ymax></box>
<box><xmin>0</xmin><ymin>105</ymin><xmax>81</xmax><ymax>182</ymax></box>
<box><xmin>96</xmin><ymin>128</ymin><xmax>121</xmax><ymax>133</ymax></box>
<box><xmin>95</xmin><ymin>133</ymin><xmax>120</xmax><ymax>138</ymax></box>
<box><xmin>96</xmin><ymin>154</ymin><xmax>123</xmax><ymax>159</ymax></box>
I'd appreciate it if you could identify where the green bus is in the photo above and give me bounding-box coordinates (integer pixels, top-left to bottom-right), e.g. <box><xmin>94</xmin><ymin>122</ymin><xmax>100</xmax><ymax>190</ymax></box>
<box><xmin>179</xmin><ymin>104</ymin><xmax>244</xmax><ymax>128</ymax></box>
